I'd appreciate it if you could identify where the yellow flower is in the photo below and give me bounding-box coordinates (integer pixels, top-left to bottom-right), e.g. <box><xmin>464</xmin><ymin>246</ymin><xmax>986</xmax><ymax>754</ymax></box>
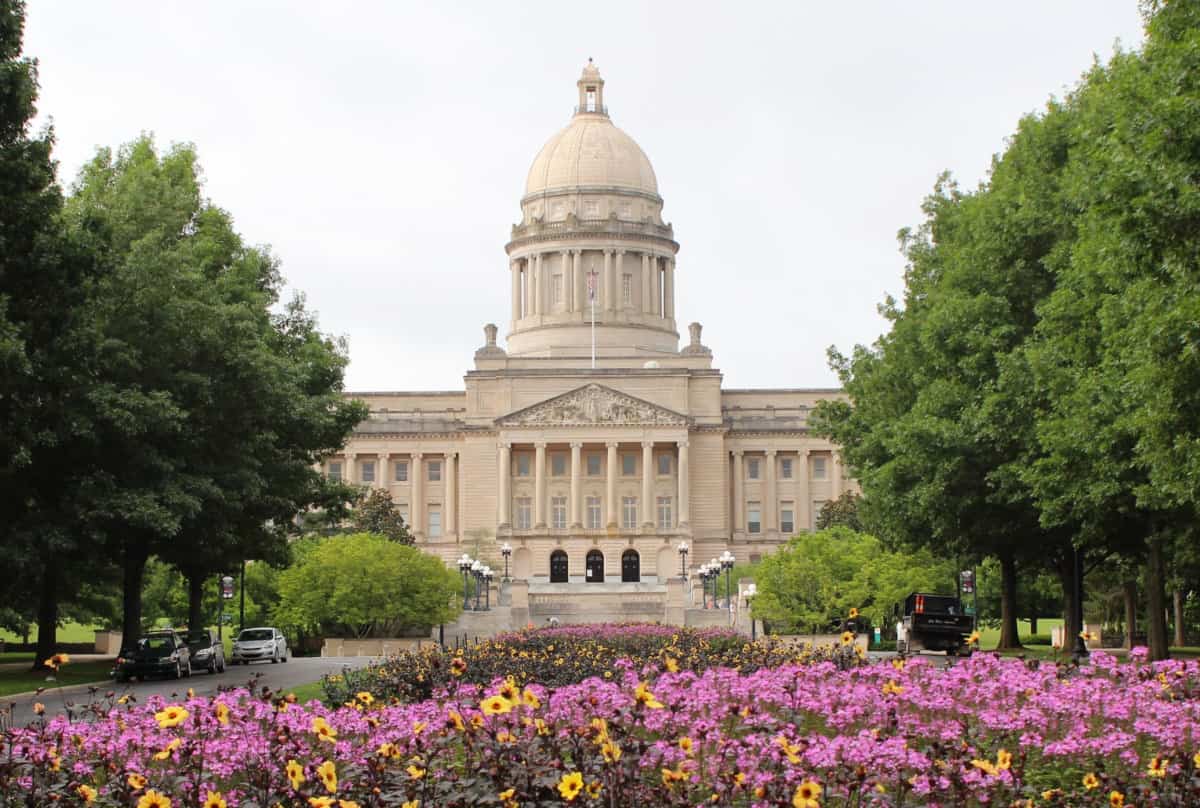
<box><xmin>1147</xmin><ymin>755</ymin><xmax>1168</xmax><ymax>777</ymax></box>
<box><xmin>412</xmin><ymin>720</ymin><xmax>428</xmax><ymax>735</ymax></box>
<box><xmin>137</xmin><ymin>791</ymin><xmax>172</xmax><ymax>808</ymax></box>
<box><xmin>447</xmin><ymin>710</ymin><xmax>466</xmax><ymax>731</ymax></box>
<box><xmin>534</xmin><ymin>717</ymin><xmax>550</xmax><ymax>736</ymax></box>
<box><xmin>882</xmin><ymin>680</ymin><xmax>903</xmax><ymax>696</ymax></box>
<box><xmin>557</xmin><ymin>771</ymin><xmax>584</xmax><ymax>801</ymax></box>
<box><xmin>307</xmin><ymin>799</ymin><xmax>334</xmax><ymax>808</ymax></box>
<box><xmin>316</xmin><ymin>760</ymin><xmax>338</xmax><ymax>793</ymax></box>
<box><xmin>481</xmin><ymin>695</ymin><xmax>514</xmax><ymax>715</ymax></box>
<box><xmin>665</xmin><ymin>657</ymin><xmax>679</xmax><ymax>673</ymax></box>
<box><xmin>600</xmin><ymin>739</ymin><xmax>622</xmax><ymax>763</ymax></box>
<box><xmin>127</xmin><ymin>773</ymin><xmax>148</xmax><ymax>790</ymax></box>
<box><xmin>1109</xmin><ymin>790</ymin><xmax>1124</xmax><ymax>807</ymax></box>
<box><xmin>154</xmin><ymin>738</ymin><xmax>183</xmax><ymax>760</ymax></box>
<box><xmin>499</xmin><ymin>678</ymin><xmax>520</xmax><ymax>703</ymax></box>
<box><xmin>995</xmin><ymin>749</ymin><xmax>1012</xmax><ymax>771</ymax></box>
<box><xmin>214</xmin><ymin>702</ymin><xmax>229</xmax><ymax>725</ymax></box>
<box><xmin>840</xmin><ymin>631</ymin><xmax>855</xmax><ymax>646</ymax></box>
<box><xmin>634</xmin><ymin>681</ymin><xmax>664</xmax><ymax>709</ymax></box>
<box><xmin>499</xmin><ymin>787</ymin><xmax>519</xmax><ymax>808</ymax></box>
<box><xmin>1083</xmin><ymin>772</ymin><xmax>1100</xmax><ymax>790</ymax></box>
<box><xmin>377</xmin><ymin>742</ymin><xmax>401</xmax><ymax>759</ymax></box>
<box><xmin>337</xmin><ymin>802</ymin><xmax>361</xmax><ymax>808</ymax></box>
<box><xmin>793</xmin><ymin>780</ymin><xmax>822</xmax><ymax>808</ymax></box>
<box><xmin>450</xmin><ymin>657</ymin><xmax>467</xmax><ymax>676</ymax></box>
<box><xmin>312</xmin><ymin>716</ymin><xmax>338</xmax><ymax>744</ymax></box>
<box><xmin>971</xmin><ymin>758</ymin><xmax>998</xmax><ymax>777</ymax></box>
<box><xmin>401</xmin><ymin>801</ymin><xmax>420</xmax><ymax>808</ymax></box>
<box><xmin>154</xmin><ymin>705</ymin><xmax>189</xmax><ymax>729</ymax></box>
<box><xmin>585</xmin><ymin>781</ymin><xmax>602</xmax><ymax>799</ymax></box>
<box><xmin>848</xmin><ymin>608</ymin><xmax>859</xmax><ymax>619</ymax></box>
<box><xmin>661</xmin><ymin>767</ymin><xmax>687</xmax><ymax>787</ymax></box>
<box><xmin>521</xmin><ymin>688</ymin><xmax>541</xmax><ymax>709</ymax></box>
<box><xmin>406</xmin><ymin>763</ymin><xmax>426</xmax><ymax>779</ymax></box>
<box><xmin>967</xmin><ymin>631</ymin><xmax>981</xmax><ymax>645</ymax></box>
<box><xmin>1041</xmin><ymin>790</ymin><xmax>1063</xmax><ymax>801</ymax></box>
<box><xmin>286</xmin><ymin>759</ymin><xmax>305</xmax><ymax>790</ymax></box>
<box><xmin>202</xmin><ymin>792</ymin><xmax>227</xmax><ymax>808</ymax></box>
<box><xmin>76</xmin><ymin>785</ymin><xmax>97</xmax><ymax>804</ymax></box>
<box><xmin>678</xmin><ymin>736</ymin><xmax>694</xmax><ymax>755</ymax></box>
<box><xmin>1080</xmin><ymin>630</ymin><xmax>1097</xmax><ymax>641</ymax></box>
<box><xmin>355</xmin><ymin>691</ymin><xmax>374</xmax><ymax>706</ymax></box>
<box><xmin>33</xmin><ymin>702</ymin><xmax>45</xmax><ymax>715</ymax></box>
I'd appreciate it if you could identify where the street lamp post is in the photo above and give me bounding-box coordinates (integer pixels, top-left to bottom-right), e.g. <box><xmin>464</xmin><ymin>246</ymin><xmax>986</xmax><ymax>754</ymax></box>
<box><xmin>677</xmin><ymin>541</ymin><xmax>689</xmax><ymax>579</ymax></box>
<box><xmin>484</xmin><ymin>568</ymin><xmax>494</xmax><ymax>610</ymax></box>
<box><xmin>720</xmin><ymin>551</ymin><xmax>735</xmax><ymax>617</ymax></box>
<box><xmin>1072</xmin><ymin>545</ymin><xmax>1089</xmax><ymax>662</ymax></box>
<box><xmin>458</xmin><ymin>554</ymin><xmax>473</xmax><ymax>610</ymax></box>
<box><xmin>471</xmin><ymin>560</ymin><xmax>483</xmax><ymax>611</ymax></box>
<box><xmin>745</xmin><ymin>583</ymin><xmax>758</xmax><ymax>641</ymax></box>
<box><xmin>709</xmin><ymin>558</ymin><xmax>719</xmax><ymax>607</ymax></box>
<box><xmin>698</xmin><ymin>564</ymin><xmax>709</xmax><ymax>608</ymax></box>
<box><xmin>500</xmin><ymin>543</ymin><xmax>513</xmax><ymax>581</ymax></box>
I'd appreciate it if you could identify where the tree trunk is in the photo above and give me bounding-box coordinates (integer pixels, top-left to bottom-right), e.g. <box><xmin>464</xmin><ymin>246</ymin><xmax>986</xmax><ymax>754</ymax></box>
<box><xmin>32</xmin><ymin>558</ymin><xmax>58</xmax><ymax>672</ymax></box>
<box><xmin>187</xmin><ymin>569</ymin><xmax>205</xmax><ymax>632</ymax></box>
<box><xmin>121</xmin><ymin>540</ymin><xmax>150</xmax><ymax>650</ymax></box>
<box><xmin>1123</xmin><ymin>580</ymin><xmax>1138</xmax><ymax>650</ymax></box>
<box><xmin>1056</xmin><ymin>554</ymin><xmax>1076</xmax><ymax>651</ymax></box>
<box><xmin>996</xmin><ymin>552</ymin><xmax>1023</xmax><ymax>649</ymax></box>
<box><xmin>1173</xmin><ymin>589</ymin><xmax>1186</xmax><ymax>648</ymax></box>
<box><xmin>1146</xmin><ymin>537</ymin><xmax>1170</xmax><ymax>661</ymax></box>
<box><xmin>1029</xmin><ymin>614</ymin><xmax>1038</xmax><ymax>636</ymax></box>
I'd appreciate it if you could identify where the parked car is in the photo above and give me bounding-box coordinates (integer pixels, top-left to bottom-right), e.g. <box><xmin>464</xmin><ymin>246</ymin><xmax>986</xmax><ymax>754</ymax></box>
<box><xmin>230</xmin><ymin>627</ymin><xmax>288</xmax><ymax>665</ymax></box>
<box><xmin>185</xmin><ymin>628</ymin><xmax>226</xmax><ymax>674</ymax></box>
<box><xmin>113</xmin><ymin>630</ymin><xmax>192</xmax><ymax>681</ymax></box>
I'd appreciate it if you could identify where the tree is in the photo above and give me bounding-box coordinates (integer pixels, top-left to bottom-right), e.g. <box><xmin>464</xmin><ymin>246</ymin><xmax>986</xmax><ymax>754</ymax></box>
<box><xmin>351</xmin><ymin>488</ymin><xmax>413</xmax><ymax>544</ymax></box>
<box><xmin>815</xmin><ymin>492</ymin><xmax>863</xmax><ymax>532</ymax></box>
<box><xmin>275</xmin><ymin>533</ymin><xmax>460</xmax><ymax>638</ymax></box>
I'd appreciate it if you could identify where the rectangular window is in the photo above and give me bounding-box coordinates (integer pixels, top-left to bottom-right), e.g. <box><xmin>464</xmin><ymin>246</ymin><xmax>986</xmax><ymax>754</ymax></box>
<box><xmin>781</xmin><ymin>504</ymin><xmax>795</xmax><ymax>534</ymax></box>
<box><xmin>553</xmin><ymin>274</ymin><xmax>563</xmax><ymax>304</ymax></box>
<box><xmin>551</xmin><ymin>496</ymin><xmax>567</xmax><ymax>529</ymax></box>
<box><xmin>748</xmin><ymin>502</ymin><xmax>762</xmax><ymax>534</ymax></box>
<box><xmin>515</xmin><ymin>497</ymin><xmax>532</xmax><ymax>530</ymax></box>
<box><xmin>394</xmin><ymin>461</ymin><xmax>408</xmax><ymax>482</ymax></box>
<box><xmin>781</xmin><ymin>458</ymin><xmax>793</xmax><ymax>479</ymax></box>
<box><xmin>586</xmin><ymin>454</ymin><xmax>601</xmax><ymax>476</ymax></box>
<box><xmin>327</xmin><ymin>461</ymin><xmax>342</xmax><ymax>482</ymax></box>
<box><xmin>622</xmin><ymin>454</ymin><xmax>636</xmax><ymax>476</ymax></box>
<box><xmin>657</xmin><ymin>496</ymin><xmax>673</xmax><ymax>529</ymax></box>
<box><xmin>747</xmin><ymin>458</ymin><xmax>760</xmax><ymax>480</ymax></box>
<box><xmin>657</xmin><ymin>453</ymin><xmax>671</xmax><ymax>476</ymax></box>
<box><xmin>427</xmin><ymin>507</ymin><xmax>442</xmax><ymax>537</ymax></box>
<box><xmin>398</xmin><ymin>505</ymin><xmax>409</xmax><ymax>524</ymax></box>
<box><xmin>622</xmin><ymin>496</ymin><xmax>638</xmax><ymax>529</ymax></box>
<box><xmin>361</xmin><ymin>460</ymin><xmax>375</xmax><ymax>483</ymax></box>
<box><xmin>428</xmin><ymin>460</ymin><xmax>441</xmax><ymax>481</ymax></box>
<box><xmin>812</xmin><ymin>456</ymin><xmax>827</xmax><ymax>480</ymax></box>
<box><xmin>586</xmin><ymin>496</ymin><xmax>602</xmax><ymax>529</ymax></box>
<box><xmin>622</xmin><ymin>273</ymin><xmax>632</xmax><ymax>305</ymax></box>
<box><xmin>517</xmin><ymin>454</ymin><xmax>531</xmax><ymax>477</ymax></box>
<box><xmin>551</xmin><ymin>453</ymin><xmax>566</xmax><ymax>477</ymax></box>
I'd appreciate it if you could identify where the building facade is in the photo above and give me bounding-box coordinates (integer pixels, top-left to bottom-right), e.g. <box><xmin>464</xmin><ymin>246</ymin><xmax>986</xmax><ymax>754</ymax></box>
<box><xmin>330</xmin><ymin>62</ymin><xmax>853</xmax><ymax>623</ymax></box>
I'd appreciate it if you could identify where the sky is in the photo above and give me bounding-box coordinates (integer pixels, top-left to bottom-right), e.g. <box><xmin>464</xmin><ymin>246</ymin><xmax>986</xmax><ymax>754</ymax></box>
<box><xmin>23</xmin><ymin>2</ymin><xmax>1146</xmax><ymax>392</ymax></box>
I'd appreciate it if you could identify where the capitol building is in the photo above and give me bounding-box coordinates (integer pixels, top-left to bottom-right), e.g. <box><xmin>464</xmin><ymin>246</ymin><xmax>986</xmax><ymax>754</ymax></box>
<box><xmin>329</xmin><ymin>62</ymin><xmax>853</xmax><ymax>627</ymax></box>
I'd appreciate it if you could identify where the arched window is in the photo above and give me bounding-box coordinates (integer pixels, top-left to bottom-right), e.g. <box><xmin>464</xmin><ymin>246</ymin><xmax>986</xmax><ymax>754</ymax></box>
<box><xmin>586</xmin><ymin>549</ymin><xmax>605</xmax><ymax>583</ymax></box>
<box><xmin>621</xmin><ymin>549</ymin><xmax>640</xmax><ymax>583</ymax></box>
<box><xmin>549</xmin><ymin>550</ymin><xmax>569</xmax><ymax>583</ymax></box>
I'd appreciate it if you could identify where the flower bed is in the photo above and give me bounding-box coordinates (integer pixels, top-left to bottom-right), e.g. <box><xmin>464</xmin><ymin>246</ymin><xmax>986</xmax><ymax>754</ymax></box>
<box><xmin>4</xmin><ymin>648</ymin><xmax>1200</xmax><ymax>806</ymax></box>
<box><xmin>322</xmin><ymin>623</ymin><xmax>860</xmax><ymax>706</ymax></box>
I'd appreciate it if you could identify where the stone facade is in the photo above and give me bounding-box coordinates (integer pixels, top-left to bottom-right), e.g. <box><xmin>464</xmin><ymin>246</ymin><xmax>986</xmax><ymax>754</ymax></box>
<box><xmin>330</xmin><ymin>62</ymin><xmax>855</xmax><ymax>627</ymax></box>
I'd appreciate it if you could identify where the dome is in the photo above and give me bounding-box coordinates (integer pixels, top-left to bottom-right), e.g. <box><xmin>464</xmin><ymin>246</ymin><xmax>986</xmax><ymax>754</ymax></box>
<box><xmin>524</xmin><ymin>64</ymin><xmax>658</xmax><ymax>198</ymax></box>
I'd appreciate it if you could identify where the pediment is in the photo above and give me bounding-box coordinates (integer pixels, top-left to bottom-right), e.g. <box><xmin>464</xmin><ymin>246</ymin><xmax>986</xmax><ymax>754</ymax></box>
<box><xmin>496</xmin><ymin>384</ymin><xmax>688</xmax><ymax>428</ymax></box>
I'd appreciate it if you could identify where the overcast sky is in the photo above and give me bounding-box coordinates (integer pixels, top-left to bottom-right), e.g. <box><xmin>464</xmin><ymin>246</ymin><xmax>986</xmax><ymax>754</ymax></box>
<box><xmin>24</xmin><ymin>2</ymin><xmax>1145</xmax><ymax>392</ymax></box>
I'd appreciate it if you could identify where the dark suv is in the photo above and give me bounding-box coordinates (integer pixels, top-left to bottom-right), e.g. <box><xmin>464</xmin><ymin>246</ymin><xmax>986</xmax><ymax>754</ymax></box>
<box><xmin>114</xmin><ymin>631</ymin><xmax>192</xmax><ymax>681</ymax></box>
<box><xmin>185</xmin><ymin>629</ymin><xmax>226</xmax><ymax>674</ymax></box>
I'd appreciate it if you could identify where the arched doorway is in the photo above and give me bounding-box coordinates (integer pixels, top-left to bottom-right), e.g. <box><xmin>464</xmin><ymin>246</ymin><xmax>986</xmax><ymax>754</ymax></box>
<box><xmin>621</xmin><ymin>549</ymin><xmax>640</xmax><ymax>582</ymax></box>
<box><xmin>586</xmin><ymin>549</ymin><xmax>605</xmax><ymax>583</ymax></box>
<box><xmin>549</xmin><ymin>550</ymin><xmax>569</xmax><ymax>583</ymax></box>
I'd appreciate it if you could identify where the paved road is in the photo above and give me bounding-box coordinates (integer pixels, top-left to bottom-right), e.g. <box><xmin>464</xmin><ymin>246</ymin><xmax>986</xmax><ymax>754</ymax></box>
<box><xmin>2</xmin><ymin>656</ymin><xmax>373</xmax><ymax>728</ymax></box>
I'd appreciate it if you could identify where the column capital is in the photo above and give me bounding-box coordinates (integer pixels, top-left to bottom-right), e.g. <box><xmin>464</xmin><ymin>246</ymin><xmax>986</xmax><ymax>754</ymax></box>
<box><xmin>499</xmin><ymin>441</ymin><xmax>512</xmax><ymax>451</ymax></box>
<box><xmin>604</xmin><ymin>248</ymin><xmax>614</xmax><ymax>256</ymax></box>
<box><xmin>617</xmin><ymin>248</ymin><xmax>627</xmax><ymax>256</ymax></box>
<box><xmin>445</xmin><ymin>449</ymin><xmax>458</xmax><ymax>459</ymax></box>
<box><xmin>641</xmin><ymin>440</ymin><xmax>654</xmax><ymax>449</ymax></box>
<box><xmin>534</xmin><ymin>441</ymin><xmax>547</xmax><ymax>449</ymax></box>
<box><xmin>569</xmin><ymin>441</ymin><xmax>584</xmax><ymax>449</ymax></box>
<box><xmin>676</xmin><ymin>440</ymin><xmax>689</xmax><ymax>450</ymax></box>
<box><xmin>606</xmin><ymin>440</ymin><xmax>620</xmax><ymax>449</ymax></box>
<box><xmin>413</xmin><ymin>451</ymin><xmax>424</xmax><ymax>459</ymax></box>
<box><xmin>732</xmin><ymin>449</ymin><xmax>744</xmax><ymax>458</ymax></box>
<box><xmin>766</xmin><ymin>449</ymin><xmax>777</xmax><ymax>458</ymax></box>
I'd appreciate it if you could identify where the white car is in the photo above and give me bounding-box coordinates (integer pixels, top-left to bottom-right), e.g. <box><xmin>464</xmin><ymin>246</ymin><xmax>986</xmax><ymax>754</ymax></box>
<box><xmin>230</xmin><ymin>627</ymin><xmax>289</xmax><ymax>665</ymax></box>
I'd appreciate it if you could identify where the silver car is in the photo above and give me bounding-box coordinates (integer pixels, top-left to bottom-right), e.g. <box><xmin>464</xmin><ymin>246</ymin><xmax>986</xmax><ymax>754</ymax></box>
<box><xmin>230</xmin><ymin>627</ymin><xmax>289</xmax><ymax>665</ymax></box>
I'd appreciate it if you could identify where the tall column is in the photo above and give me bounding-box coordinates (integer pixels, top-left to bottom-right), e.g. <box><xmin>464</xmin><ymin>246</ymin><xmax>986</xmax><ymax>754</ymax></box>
<box><xmin>444</xmin><ymin>451</ymin><xmax>457</xmax><ymax>539</ymax></box>
<box><xmin>511</xmin><ymin>260</ymin><xmax>521</xmax><ymax>322</ymax></box>
<box><xmin>832</xmin><ymin>452</ymin><xmax>844</xmax><ymax>499</ymax></box>
<box><xmin>732</xmin><ymin>450</ymin><xmax>744</xmax><ymax>535</ymax></box>
<box><xmin>573</xmin><ymin>251</ymin><xmax>584</xmax><ymax>311</ymax></box>
<box><xmin>606</xmin><ymin>441</ymin><xmax>618</xmax><ymax>528</ymax></box>
<box><xmin>616</xmin><ymin>251</ymin><xmax>626</xmax><ymax>310</ymax></box>
<box><xmin>498</xmin><ymin>443</ymin><xmax>511</xmax><ymax>527</ymax></box>
<box><xmin>569</xmin><ymin>441</ymin><xmax>582</xmax><ymax>528</ymax></box>
<box><xmin>347</xmin><ymin>452</ymin><xmax>357</xmax><ymax>485</ymax></box>
<box><xmin>641</xmin><ymin>441</ymin><xmax>654</xmax><ymax>529</ymax></box>
<box><xmin>765</xmin><ymin>449</ymin><xmax>778</xmax><ymax>533</ymax></box>
<box><xmin>411</xmin><ymin>452</ymin><xmax>424</xmax><ymax>537</ymax></box>
<box><xmin>377</xmin><ymin>454</ymin><xmax>388</xmax><ymax>490</ymax></box>
<box><xmin>798</xmin><ymin>449</ymin><xmax>810</xmax><ymax>531</ymax></box>
<box><xmin>524</xmin><ymin>259</ymin><xmax>534</xmax><ymax>318</ymax></box>
<box><xmin>677</xmin><ymin>440</ymin><xmax>690</xmax><ymax>528</ymax></box>
<box><xmin>534</xmin><ymin>441</ymin><xmax>547</xmax><ymax>528</ymax></box>
<box><xmin>641</xmin><ymin>253</ymin><xmax>652</xmax><ymax>314</ymax></box>
<box><xmin>664</xmin><ymin>258</ymin><xmax>675</xmax><ymax>319</ymax></box>
<box><xmin>602</xmin><ymin>250</ymin><xmax>613</xmax><ymax>312</ymax></box>
<box><xmin>562</xmin><ymin>250</ymin><xmax>573</xmax><ymax>312</ymax></box>
<box><xmin>533</xmin><ymin>253</ymin><xmax>543</xmax><ymax>315</ymax></box>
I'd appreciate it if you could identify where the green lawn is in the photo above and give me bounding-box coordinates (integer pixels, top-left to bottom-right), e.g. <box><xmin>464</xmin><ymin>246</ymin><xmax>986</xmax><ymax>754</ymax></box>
<box><xmin>0</xmin><ymin>652</ymin><xmax>35</xmax><ymax>663</ymax></box>
<box><xmin>977</xmin><ymin>618</ymin><xmax>1061</xmax><ymax>649</ymax></box>
<box><xmin>0</xmin><ymin>621</ymin><xmax>101</xmax><ymax>645</ymax></box>
<box><xmin>0</xmin><ymin>660</ymin><xmax>114</xmax><ymax>697</ymax></box>
<box><xmin>287</xmin><ymin>679</ymin><xmax>326</xmax><ymax>705</ymax></box>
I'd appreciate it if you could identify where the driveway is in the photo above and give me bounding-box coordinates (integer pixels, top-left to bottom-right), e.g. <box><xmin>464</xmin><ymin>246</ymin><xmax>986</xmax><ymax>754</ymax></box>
<box><xmin>2</xmin><ymin>655</ymin><xmax>374</xmax><ymax>728</ymax></box>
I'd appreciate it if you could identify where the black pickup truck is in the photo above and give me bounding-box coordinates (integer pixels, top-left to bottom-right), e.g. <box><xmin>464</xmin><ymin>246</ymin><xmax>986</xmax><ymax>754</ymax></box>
<box><xmin>894</xmin><ymin>593</ymin><xmax>975</xmax><ymax>656</ymax></box>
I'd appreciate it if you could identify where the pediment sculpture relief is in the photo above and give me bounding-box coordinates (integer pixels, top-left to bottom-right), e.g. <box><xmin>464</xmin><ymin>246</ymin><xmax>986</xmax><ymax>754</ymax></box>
<box><xmin>498</xmin><ymin>384</ymin><xmax>687</xmax><ymax>427</ymax></box>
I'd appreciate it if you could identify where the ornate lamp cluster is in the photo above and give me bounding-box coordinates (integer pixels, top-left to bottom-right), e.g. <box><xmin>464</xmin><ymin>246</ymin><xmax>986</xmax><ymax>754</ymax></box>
<box><xmin>698</xmin><ymin>550</ymin><xmax>737</xmax><ymax>611</ymax></box>
<box><xmin>457</xmin><ymin>554</ymin><xmax>495</xmax><ymax>611</ymax></box>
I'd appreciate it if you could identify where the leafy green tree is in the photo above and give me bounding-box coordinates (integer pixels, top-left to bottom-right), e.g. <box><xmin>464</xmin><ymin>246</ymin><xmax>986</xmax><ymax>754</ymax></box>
<box><xmin>815</xmin><ymin>492</ymin><xmax>863</xmax><ymax>532</ymax></box>
<box><xmin>351</xmin><ymin>488</ymin><xmax>413</xmax><ymax>544</ymax></box>
<box><xmin>275</xmin><ymin>533</ymin><xmax>460</xmax><ymax>638</ymax></box>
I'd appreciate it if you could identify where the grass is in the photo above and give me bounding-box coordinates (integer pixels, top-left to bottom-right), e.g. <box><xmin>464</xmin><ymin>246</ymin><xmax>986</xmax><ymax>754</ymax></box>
<box><xmin>0</xmin><ymin>660</ymin><xmax>114</xmax><ymax>697</ymax></box>
<box><xmin>0</xmin><ymin>621</ymin><xmax>102</xmax><ymax>645</ymax></box>
<box><xmin>286</xmin><ymin>679</ymin><xmax>326</xmax><ymax>705</ymax></box>
<box><xmin>977</xmin><ymin>618</ymin><xmax>1062</xmax><ymax>649</ymax></box>
<box><xmin>0</xmin><ymin>653</ymin><xmax>35</xmax><ymax>664</ymax></box>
